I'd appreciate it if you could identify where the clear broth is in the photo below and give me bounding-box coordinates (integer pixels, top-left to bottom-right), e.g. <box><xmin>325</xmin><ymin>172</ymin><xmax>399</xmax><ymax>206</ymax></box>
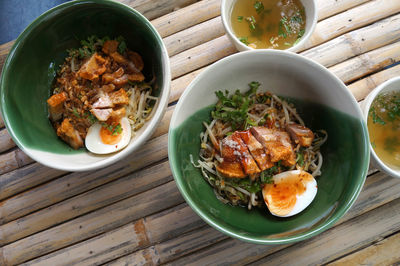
<box><xmin>368</xmin><ymin>91</ymin><xmax>400</xmax><ymax>168</ymax></box>
<box><xmin>231</xmin><ymin>0</ymin><xmax>306</xmax><ymax>49</ymax></box>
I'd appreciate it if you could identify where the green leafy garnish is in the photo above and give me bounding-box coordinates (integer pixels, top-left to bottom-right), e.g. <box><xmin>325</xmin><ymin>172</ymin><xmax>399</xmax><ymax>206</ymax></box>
<box><xmin>296</xmin><ymin>150</ymin><xmax>305</xmax><ymax>166</ymax></box>
<box><xmin>254</xmin><ymin>1</ymin><xmax>264</xmax><ymax>14</ymax></box>
<box><xmin>239</xmin><ymin>37</ymin><xmax>250</xmax><ymax>45</ymax></box>
<box><xmin>116</xmin><ymin>35</ymin><xmax>127</xmax><ymax>54</ymax></box>
<box><xmin>101</xmin><ymin>122</ymin><xmax>123</xmax><ymax>135</ymax></box>
<box><xmin>246</xmin><ymin>16</ymin><xmax>257</xmax><ymax>30</ymax></box>
<box><xmin>291</xmin><ymin>15</ymin><xmax>303</xmax><ymax>24</ymax></box>
<box><xmin>72</xmin><ymin>108</ymin><xmax>81</xmax><ymax>118</ymax></box>
<box><xmin>237</xmin><ymin>16</ymin><xmax>244</xmax><ymax>22</ymax></box>
<box><xmin>86</xmin><ymin>112</ymin><xmax>98</xmax><ymax>124</ymax></box>
<box><xmin>369</xmin><ymin>107</ymin><xmax>386</xmax><ymax>125</ymax></box>
<box><xmin>212</xmin><ymin>82</ymin><xmax>260</xmax><ymax>130</ymax></box>
<box><xmin>278</xmin><ymin>17</ymin><xmax>292</xmax><ymax>38</ymax></box>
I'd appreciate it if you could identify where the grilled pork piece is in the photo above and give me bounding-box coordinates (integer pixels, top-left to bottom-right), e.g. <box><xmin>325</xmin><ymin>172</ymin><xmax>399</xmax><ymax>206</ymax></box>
<box><xmin>57</xmin><ymin>119</ymin><xmax>84</xmax><ymax>149</ymax></box>
<box><xmin>250</xmin><ymin>126</ymin><xmax>296</xmax><ymax>167</ymax></box>
<box><xmin>238</xmin><ymin>130</ymin><xmax>273</xmax><ymax>170</ymax></box>
<box><xmin>102</xmin><ymin>67</ymin><xmax>124</xmax><ymax>84</ymax></box>
<box><xmin>216</xmin><ymin>133</ymin><xmax>261</xmax><ymax>178</ymax></box>
<box><xmin>110</xmin><ymin>89</ymin><xmax>129</xmax><ymax>106</ymax></box>
<box><xmin>127</xmin><ymin>51</ymin><xmax>144</xmax><ymax>71</ymax></box>
<box><xmin>90</xmin><ymin>108</ymin><xmax>112</xmax><ymax>121</ymax></box>
<box><xmin>102</xmin><ymin>40</ymin><xmax>119</xmax><ymax>54</ymax></box>
<box><xmin>231</xmin><ymin>132</ymin><xmax>260</xmax><ymax>176</ymax></box>
<box><xmin>92</xmin><ymin>91</ymin><xmax>113</xmax><ymax>109</ymax></box>
<box><xmin>77</xmin><ymin>53</ymin><xmax>107</xmax><ymax>81</ymax></box>
<box><xmin>47</xmin><ymin>92</ymin><xmax>67</xmax><ymax>121</ymax></box>
<box><xmin>286</xmin><ymin>123</ymin><xmax>314</xmax><ymax>147</ymax></box>
<box><xmin>216</xmin><ymin>135</ymin><xmax>245</xmax><ymax>178</ymax></box>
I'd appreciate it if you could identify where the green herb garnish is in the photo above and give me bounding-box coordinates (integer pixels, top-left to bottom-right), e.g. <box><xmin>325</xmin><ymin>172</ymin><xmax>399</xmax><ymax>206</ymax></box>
<box><xmin>212</xmin><ymin>82</ymin><xmax>260</xmax><ymax>130</ymax></box>
<box><xmin>254</xmin><ymin>1</ymin><xmax>264</xmax><ymax>14</ymax></box>
<box><xmin>116</xmin><ymin>35</ymin><xmax>127</xmax><ymax>54</ymax></box>
<box><xmin>239</xmin><ymin>37</ymin><xmax>250</xmax><ymax>45</ymax></box>
<box><xmin>237</xmin><ymin>16</ymin><xmax>244</xmax><ymax>22</ymax></box>
<box><xmin>369</xmin><ymin>107</ymin><xmax>386</xmax><ymax>125</ymax></box>
<box><xmin>72</xmin><ymin>108</ymin><xmax>81</xmax><ymax>118</ymax></box>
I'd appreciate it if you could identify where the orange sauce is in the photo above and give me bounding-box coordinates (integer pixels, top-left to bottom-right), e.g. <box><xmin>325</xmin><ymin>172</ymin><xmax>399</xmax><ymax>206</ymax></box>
<box><xmin>263</xmin><ymin>171</ymin><xmax>312</xmax><ymax>216</ymax></box>
<box><xmin>100</xmin><ymin>125</ymin><xmax>122</xmax><ymax>145</ymax></box>
<box><xmin>230</xmin><ymin>0</ymin><xmax>306</xmax><ymax>49</ymax></box>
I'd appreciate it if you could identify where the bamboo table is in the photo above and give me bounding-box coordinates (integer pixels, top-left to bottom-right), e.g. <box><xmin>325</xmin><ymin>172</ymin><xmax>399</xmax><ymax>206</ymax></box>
<box><xmin>1</xmin><ymin>0</ymin><xmax>400</xmax><ymax>265</ymax></box>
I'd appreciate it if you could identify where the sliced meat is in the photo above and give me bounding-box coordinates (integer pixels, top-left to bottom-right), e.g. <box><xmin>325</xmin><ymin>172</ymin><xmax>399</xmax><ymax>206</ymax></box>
<box><xmin>111</xmin><ymin>74</ymin><xmax>129</xmax><ymax>87</ymax></box>
<box><xmin>238</xmin><ymin>130</ymin><xmax>273</xmax><ymax>170</ymax></box>
<box><xmin>92</xmin><ymin>92</ymin><xmax>113</xmax><ymax>109</ymax></box>
<box><xmin>57</xmin><ymin>118</ymin><xmax>84</xmax><ymax>149</ymax></box>
<box><xmin>100</xmin><ymin>84</ymin><xmax>116</xmax><ymax>93</ymax></box>
<box><xmin>127</xmin><ymin>51</ymin><xmax>144</xmax><ymax>71</ymax></box>
<box><xmin>102</xmin><ymin>67</ymin><xmax>124</xmax><ymax>84</ymax></box>
<box><xmin>110</xmin><ymin>89</ymin><xmax>129</xmax><ymax>106</ymax></box>
<box><xmin>77</xmin><ymin>53</ymin><xmax>107</xmax><ymax>81</ymax></box>
<box><xmin>102</xmin><ymin>40</ymin><xmax>119</xmax><ymax>54</ymax></box>
<box><xmin>90</xmin><ymin>108</ymin><xmax>112</xmax><ymax>121</ymax></box>
<box><xmin>110</xmin><ymin>51</ymin><xmax>128</xmax><ymax>64</ymax></box>
<box><xmin>109</xmin><ymin>107</ymin><xmax>126</xmax><ymax>121</ymax></box>
<box><xmin>250</xmin><ymin>126</ymin><xmax>296</xmax><ymax>167</ymax></box>
<box><xmin>216</xmin><ymin>135</ymin><xmax>245</xmax><ymax>178</ymax></box>
<box><xmin>286</xmin><ymin>123</ymin><xmax>314</xmax><ymax>147</ymax></box>
<box><xmin>47</xmin><ymin>92</ymin><xmax>67</xmax><ymax>121</ymax></box>
<box><xmin>231</xmin><ymin>132</ymin><xmax>261</xmax><ymax>176</ymax></box>
<box><xmin>127</xmin><ymin>72</ymin><xmax>145</xmax><ymax>82</ymax></box>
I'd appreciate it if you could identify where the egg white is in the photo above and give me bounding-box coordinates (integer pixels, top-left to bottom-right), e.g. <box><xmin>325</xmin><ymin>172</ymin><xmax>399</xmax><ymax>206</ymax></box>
<box><xmin>263</xmin><ymin>170</ymin><xmax>317</xmax><ymax>217</ymax></box>
<box><xmin>85</xmin><ymin>117</ymin><xmax>131</xmax><ymax>154</ymax></box>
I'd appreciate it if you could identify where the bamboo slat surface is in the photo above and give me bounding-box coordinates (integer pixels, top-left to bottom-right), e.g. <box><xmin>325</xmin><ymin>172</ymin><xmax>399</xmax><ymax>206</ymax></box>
<box><xmin>1</xmin><ymin>0</ymin><xmax>400</xmax><ymax>265</ymax></box>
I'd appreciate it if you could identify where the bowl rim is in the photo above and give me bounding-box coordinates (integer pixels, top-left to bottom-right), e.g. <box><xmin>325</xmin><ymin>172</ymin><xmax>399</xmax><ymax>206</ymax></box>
<box><xmin>362</xmin><ymin>76</ymin><xmax>400</xmax><ymax>178</ymax></box>
<box><xmin>168</xmin><ymin>49</ymin><xmax>370</xmax><ymax>244</ymax></box>
<box><xmin>0</xmin><ymin>0</ymin><xmax>171</xmax><ymax>172</ymax></box>
<box><xmin>220</xmin><ymin>0</ymin><xmax>318</xmax><ymax>52</ymax></box>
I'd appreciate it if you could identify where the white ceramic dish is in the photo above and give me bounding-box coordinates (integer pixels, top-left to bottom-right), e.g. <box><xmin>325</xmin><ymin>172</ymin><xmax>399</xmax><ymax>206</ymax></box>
<box><xmin>168</xmin><ymin>50</ymin><xmax>370</xmax><ymax>244</ymax></box>
<box><xmin>361</xmin><ymin>76</ymin><xmax>400</xmax><ymax>178</ymax></box>
<box><xmin>221</xmin><ymin>0</ymin><xmax>317</xmax><ymax>52</ymax></box>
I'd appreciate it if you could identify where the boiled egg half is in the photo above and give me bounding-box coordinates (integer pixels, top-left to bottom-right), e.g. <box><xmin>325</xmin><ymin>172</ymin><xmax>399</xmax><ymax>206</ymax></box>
<box><xmin>85</xmin><ymin>117</ymin><xmax>131</xmax><ymax>154</ymax></box>
<box><xmin>262</xmin><ymin>170</ymin><xmax>317</xmax><ymax>217</ymax></box>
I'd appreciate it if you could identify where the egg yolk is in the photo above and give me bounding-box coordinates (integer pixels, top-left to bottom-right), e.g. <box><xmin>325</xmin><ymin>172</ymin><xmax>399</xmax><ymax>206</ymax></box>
<box><xmin>263</xmin><ymin>172</ymin><xmax>312</xmax><ymax>216</ymax></box>
<box><xmin>100</xmin><ymin>125</ymin><xmax>122</xmax><ymax>145</ymax></box>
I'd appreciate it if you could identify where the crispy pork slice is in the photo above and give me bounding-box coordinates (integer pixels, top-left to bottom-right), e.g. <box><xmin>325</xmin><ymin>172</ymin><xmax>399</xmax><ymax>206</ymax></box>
<box><xmin>250</xmin><ymin>126</ymin><xmax>296</xmax><ymax>166</ymax></box>
<box><xmin>110</xmin><ymin>107</ymin><xmax>126</xmax><ymax>121</ymax></box>
<box><xmin>102</xmin><ymin>67</ymin><xmax>124</xmax><ymax>84</ymax></box>
<box><xmin>110</xmin><ymin>89</ymin><xmax>129</xmax><ymax>106</ymax></box>
<box><xmin>92</xmin><ymin>92</ymin><xmax>114</xmax><ymax>109</ymax></box>
<box><xmin>77</xmin><ymin>53</ymin><xmax>107</xmax><ymax>81</ymax></box>
<box><xmin>238</xmin><ymin>130</ymin><xmax>273</xmax><ymax>170</ymax></box>
<box><xmin>90</xmin><ymin>108</ymin><xmax>112</xmax><ymax>121</ymax></box>
<box><xmin>286</xmin><ymin>123</ymin><xmax>314</xmax><ymax>147</ymax></box>
<box><xmin>47</xmin><ymin>92</ymin><xmax>67</xmax><ymax>121</ymax></box>
<box><xmin>102</xmin><ymin>40</ymin><xmax>119</xmax><ymax>54</ymax></box>
<box><xmin>57</xmin><ymin>119</ymin><xmax>84</xmax><ymax>149</ymax></box>
<box><xmin>127</xmin><ymin>51</ymin><xmax>144</xmax><ymax>71</ymax></box>
<box><xmin>127</xmin><ymin>72</ymin><xmax>145</xmax><ymax>82</ymax></box>
<box><xmin>216</xmin><ymin>135</ymin><xmax>245</xmax><ymax>178</ymax></box>
<box><xmin>231</xmin><ymin>132</ymin><xmax>261</xmax><ymax>176</ymax></box>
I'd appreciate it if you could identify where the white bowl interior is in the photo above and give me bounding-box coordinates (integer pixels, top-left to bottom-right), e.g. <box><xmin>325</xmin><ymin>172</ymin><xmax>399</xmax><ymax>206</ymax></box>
<box><xmin>173</xmin><ymin>50</ymin><xmax>361</xmax><ymax>127</ymax></box>
<box><xmin>221</xmin><ymin>0</ymin><xmax>317</xmax><ymax>52</ymax></box>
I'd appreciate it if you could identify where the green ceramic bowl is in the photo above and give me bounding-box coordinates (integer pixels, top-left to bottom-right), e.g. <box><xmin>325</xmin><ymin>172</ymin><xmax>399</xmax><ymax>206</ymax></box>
<box><xmin>0</xmin><ymin>0</ymin><xmax>170</xmax><ymax>171</ymax></box>
<box><xmin>168</xmin><ymin>50</ymin><xmax>369</xmax><ymax>244</ymax></box>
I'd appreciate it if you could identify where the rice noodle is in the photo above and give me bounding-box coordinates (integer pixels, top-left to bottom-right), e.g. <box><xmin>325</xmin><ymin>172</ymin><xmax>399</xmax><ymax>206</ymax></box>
<box><xmin>190</xmin><ymin>86</ymin><xmax>327</xmax><ymax>209</ymax></box>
